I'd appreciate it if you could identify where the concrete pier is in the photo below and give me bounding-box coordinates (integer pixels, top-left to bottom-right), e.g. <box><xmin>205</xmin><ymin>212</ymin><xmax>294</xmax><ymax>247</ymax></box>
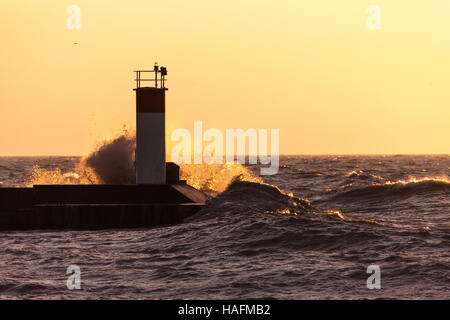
<box><xmin>0</xmin><ymin>182</ymin><xmax>206</xmax><ymax>231</ymax></box>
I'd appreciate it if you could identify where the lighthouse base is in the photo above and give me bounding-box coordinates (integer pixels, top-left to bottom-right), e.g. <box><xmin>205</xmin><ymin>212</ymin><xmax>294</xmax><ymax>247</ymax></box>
<box><xmin>0</xmin><ymin>184</ymin><xmax>206</xmax><ymax>231</ymax></box>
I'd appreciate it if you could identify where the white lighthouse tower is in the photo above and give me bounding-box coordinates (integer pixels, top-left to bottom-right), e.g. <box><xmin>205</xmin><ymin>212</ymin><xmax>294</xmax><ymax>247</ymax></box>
<box><xmin>134</xmin><ymin>63</ymin><xmax>168</xmax><ymax>184</ymax></box>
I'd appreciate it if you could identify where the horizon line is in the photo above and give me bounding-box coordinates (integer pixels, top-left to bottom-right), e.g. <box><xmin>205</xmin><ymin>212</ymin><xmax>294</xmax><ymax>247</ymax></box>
<box><xmin>0</xmin><ymin>153</ymin><xmax>449</xmax><ymax>157</ymax></box>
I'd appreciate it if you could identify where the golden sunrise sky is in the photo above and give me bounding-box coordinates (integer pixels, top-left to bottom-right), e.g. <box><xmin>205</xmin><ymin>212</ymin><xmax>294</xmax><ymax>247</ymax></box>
<box><xmin>0</xmin><ymin>0</ymin><xmax>449</xmax><ymax>156</ymax></box>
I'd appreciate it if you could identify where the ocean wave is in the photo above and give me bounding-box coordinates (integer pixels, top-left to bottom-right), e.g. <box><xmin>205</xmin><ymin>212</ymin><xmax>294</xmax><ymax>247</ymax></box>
<box><xmin>186</xmin><ymin>179</ymin><xmax>381</xmax><ymax>226</ymax></box>
<box><xmin>345</xmin><ymin>170</ymin><xmax>387</xmax><ymax>181</ymax></box>
<box><xmin>328</xmin><ymin>177</ymin><xmax>450</xmax><ymax>201</ymax></box>
<box><xmin>297</xmin><ymin>170</ymin><xmax>325</xmax><ymax>178</ymax></box>
<box><xmin>181</xmin><ymin>179</ymin><xmax>386</xmax><ymax>256</ymax></box>
<box><xmin>0</xmin><ymin>281</ymin><xmax>57</xmax><ymax>295</ymax></box>
<box><xmin>191</xmin><ymin>180</ymin><xmax>320</xmax><ymax>219</ymax></box>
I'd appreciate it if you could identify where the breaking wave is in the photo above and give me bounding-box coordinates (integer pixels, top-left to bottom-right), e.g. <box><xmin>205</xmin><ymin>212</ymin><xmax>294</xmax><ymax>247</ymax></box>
<box><xmin>27</xmin><ymin>130</ymin><xmax>261</xmax><ymax>195</ymax></box>
<box><xmin>192</xmin><ymin>180</ymin><xmax>320</xmax><ymax>219</ymax></box>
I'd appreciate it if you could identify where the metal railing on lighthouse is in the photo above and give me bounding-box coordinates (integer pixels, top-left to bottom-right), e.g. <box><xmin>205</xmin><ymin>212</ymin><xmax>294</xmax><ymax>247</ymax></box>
<box><xmin>134</xmin><ymin>63</ymin><xmax>168</xmax><ymax>89</ymax></box>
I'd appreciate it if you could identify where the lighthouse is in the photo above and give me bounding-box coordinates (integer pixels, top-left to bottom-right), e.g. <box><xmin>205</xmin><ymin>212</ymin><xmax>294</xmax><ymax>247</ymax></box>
<box><xmin>134</xmin><ymin>64</ymin><xmax>168</xmax><ymax>184</ymax></box>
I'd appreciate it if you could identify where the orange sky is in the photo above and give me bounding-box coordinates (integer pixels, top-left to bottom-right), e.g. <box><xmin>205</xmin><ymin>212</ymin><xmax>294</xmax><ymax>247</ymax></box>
<box><xmin>0</xmin><ymin>0</ymin><xmax>449</xmax><ymax>156</ymax></box>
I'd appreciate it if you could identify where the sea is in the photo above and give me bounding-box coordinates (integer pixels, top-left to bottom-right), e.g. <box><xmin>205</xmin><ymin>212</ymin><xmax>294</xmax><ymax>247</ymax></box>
<box><xmin>0</xmin><ymin>152</ymin><xmax>448</xmax><ymax>299</ymax></box>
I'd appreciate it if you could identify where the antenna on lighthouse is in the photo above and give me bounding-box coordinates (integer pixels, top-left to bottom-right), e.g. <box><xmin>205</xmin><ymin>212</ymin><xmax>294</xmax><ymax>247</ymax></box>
<box><xmin>154</xmin><ymin>62</ymin><xmax>159</xmax><ymax>88</ymax></box>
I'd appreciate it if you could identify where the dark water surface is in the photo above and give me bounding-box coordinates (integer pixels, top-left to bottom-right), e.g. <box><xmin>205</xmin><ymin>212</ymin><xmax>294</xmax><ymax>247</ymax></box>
<box><xmin>0</xmin><ymin>155</ymin><xmax>448</xmax><ymax>299</ymax></box>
